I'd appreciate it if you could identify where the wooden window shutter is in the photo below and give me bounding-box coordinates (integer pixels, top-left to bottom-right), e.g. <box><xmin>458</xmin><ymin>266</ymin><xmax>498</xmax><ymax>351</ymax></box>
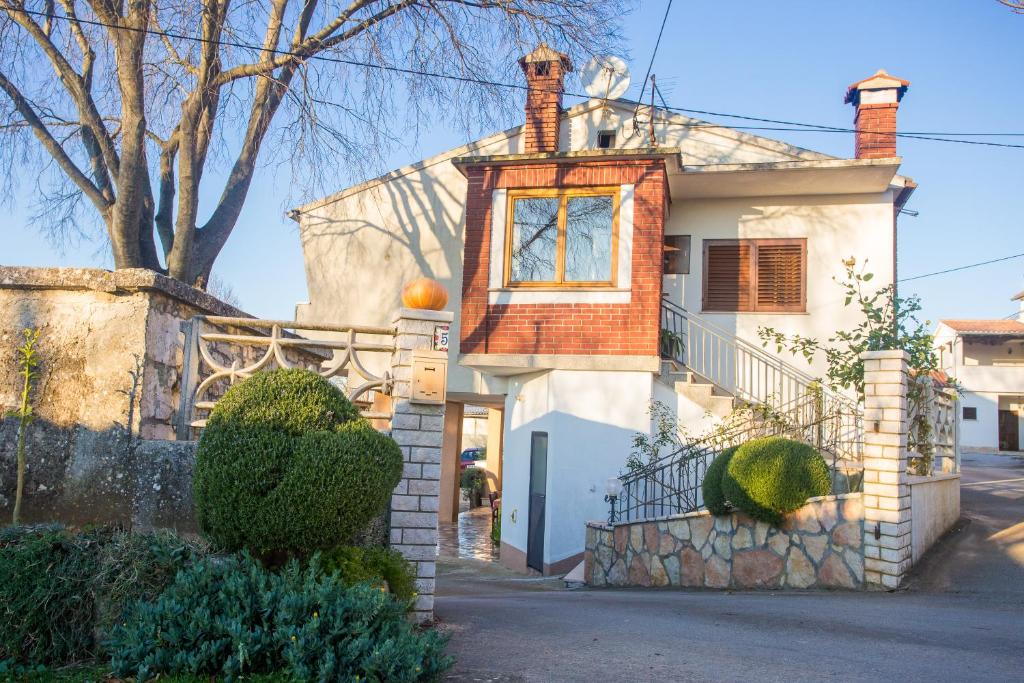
<box><xmin>703</xmin><ymin>241</ymin><xmax>752</xmax><ymax>311</ymax></box>
<box><xmin>755</xmin><ymin>240</ymin><xmax>805</xmax><ymax>312</ymax></box>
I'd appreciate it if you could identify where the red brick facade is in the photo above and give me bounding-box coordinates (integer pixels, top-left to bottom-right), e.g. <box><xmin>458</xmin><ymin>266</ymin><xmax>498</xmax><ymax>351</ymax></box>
<box><xmin>460</xmin><ymin>159</ymin><xmax>669</xmax><ymax>357</ymax></box>
<box><xmin>853</xmin><ymin>102</ymin><xmax>899</xmax><ymax>159</ymax></box>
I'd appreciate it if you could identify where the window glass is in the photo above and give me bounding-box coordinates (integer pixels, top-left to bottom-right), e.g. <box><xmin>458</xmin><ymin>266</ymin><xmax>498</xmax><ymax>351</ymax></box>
<box><xmin>510</xmin><ymin>197</ymin><xmax>559</xmax><ymax>282</ymax></box>
<box><xmin>963</xmin><ymin>406</ymin><xmax>978</xmax><ymax>421</ymax></box>
<box><xmin>564</xmin><ymin>195</ymin><xmax>614</xmax><ymax>282</ymax></box>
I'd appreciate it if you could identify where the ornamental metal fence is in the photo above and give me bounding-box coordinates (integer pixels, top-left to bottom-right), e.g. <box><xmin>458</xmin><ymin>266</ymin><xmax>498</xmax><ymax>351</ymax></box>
<box><xmin>175</xmin><ymin>315</ymin><xmax>397</xmax><ymax>439</ymax></box>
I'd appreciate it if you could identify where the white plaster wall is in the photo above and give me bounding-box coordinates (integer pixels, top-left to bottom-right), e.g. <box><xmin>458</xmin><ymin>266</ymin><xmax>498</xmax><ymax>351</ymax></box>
<box><xmin>663</xmin><ymin>192</ymin><xmax>896</xmax><ymax>383</ymax></box>
<box><xmin>962</xmin><ymin>339</ymin><xmax>1024</xmax><ymax>367</ymax></box>
<box><xmin>910</xmin><ymin>474</ymin><xmax>961</xmax><ymax>563</ymax></box>
<box><xmin>500</xmin><ymin>369</ymin><xmax>654</xmax><ymax>567</ymax></box>
<box><xmin>959</xmin><ymin>390</ymin><xmax>1000</xmax><ymax>450</ymax></box>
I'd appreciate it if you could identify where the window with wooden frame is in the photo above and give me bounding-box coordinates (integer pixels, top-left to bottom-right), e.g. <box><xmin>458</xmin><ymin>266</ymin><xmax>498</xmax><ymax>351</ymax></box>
<box><xmin>702</xmin><ymin>238</ymin><xmax>806</xmax><ymax>312</ymax></box>
<box><xmin>505</xmin><ymin>188</ymin><xmax>620</xmax><ymax>288</ymax></box>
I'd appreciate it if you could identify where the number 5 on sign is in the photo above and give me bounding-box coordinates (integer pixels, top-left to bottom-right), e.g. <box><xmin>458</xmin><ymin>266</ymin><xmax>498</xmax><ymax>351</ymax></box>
<box><xmin>434</xmin><ymin>324</ymin><xmax>450</xmax><ymax>352</ymax></box>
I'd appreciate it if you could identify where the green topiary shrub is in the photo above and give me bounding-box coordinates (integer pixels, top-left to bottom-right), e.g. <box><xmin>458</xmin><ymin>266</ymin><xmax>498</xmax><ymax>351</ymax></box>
<box><xmin>107</xmin><ymin>553</ymin><xmax>451</xmax><ymax>682</ymax></box>
<box><xmin>319</xmin><ymin>546</ymin><xmax>418</xmax><ymax>603</ymax></box>
<box><xmin>0</xmin><ymin>525</ymin><xmax>203</xmax><ymax>668</ymax></box>
<box><xmin>193</xmin><ymin>369</ymin><xmax>403</xmax><ymax>558</ymax></box>
<box><xmin>720</xmin><ymin>436</ymin><xmax>832</xmax><ymax>526</ymax></box>
<box><xmin>701</xmin><ymin>446</ymin><xmax>738</xmax><ymax>515</ymax></box>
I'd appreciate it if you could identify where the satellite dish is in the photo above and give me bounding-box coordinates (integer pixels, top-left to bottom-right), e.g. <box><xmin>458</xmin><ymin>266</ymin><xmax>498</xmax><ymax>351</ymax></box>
<box><xmin>581</xmin><ymin>56</ymin><xmax>631</xmax><ymax>101</ymax></box>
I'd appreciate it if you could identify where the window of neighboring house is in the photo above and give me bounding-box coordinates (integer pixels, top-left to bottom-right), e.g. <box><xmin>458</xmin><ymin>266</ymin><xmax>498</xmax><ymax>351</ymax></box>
<box><xmin>702</xmin><ymin>238</ymin><xmax>807</xmax><ymax>313</ymax></box>
<box><xmin>506</xmin><ymin>188</ymin><xmax>619</xmax><ymax>287</ymax></box>
<box><xmin>963</xmin><ymin>406</ymin><xmax>978</xmax><ymax>421</ymax></box>
<box><xmin>597</xmin><ymin>130</ymin><xmax>616</xmax><ymax>149</ymax></box>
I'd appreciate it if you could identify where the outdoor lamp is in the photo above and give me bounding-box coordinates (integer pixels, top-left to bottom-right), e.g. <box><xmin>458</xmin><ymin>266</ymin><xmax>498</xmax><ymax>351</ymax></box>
<box><xmin>604</xmin><ymin>477</ymin><xmax>623</xmax><ymax>524</ymax></box>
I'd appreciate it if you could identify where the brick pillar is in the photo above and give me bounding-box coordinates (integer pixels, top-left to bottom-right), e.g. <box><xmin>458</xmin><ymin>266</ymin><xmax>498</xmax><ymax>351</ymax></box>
<box><xmin>860</xmin><ymin>349</ymin><xmax>912</xmax><ymax>589</ymax></box>
<box><xmin>388</xmin><ymin>307</ymin><xmax>453</xmax><ymax>622</ymax></box>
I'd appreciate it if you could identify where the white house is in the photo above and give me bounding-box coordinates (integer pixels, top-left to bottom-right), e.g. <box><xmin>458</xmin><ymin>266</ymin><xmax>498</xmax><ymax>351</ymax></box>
<box><xmin>934</xmin><ymin>291</ymin><xmax>1024</xmax><ymax>453</ymax></box>
<box><xmin>291</xmin><ymin>45</ymin><xmax>916</xmax><ymax>574</ymax></box>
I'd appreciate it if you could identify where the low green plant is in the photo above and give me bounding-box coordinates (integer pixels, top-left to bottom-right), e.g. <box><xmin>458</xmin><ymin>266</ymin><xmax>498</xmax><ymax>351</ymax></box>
<box><xmin>721</xmin><ymin>437</ymin><xmax>831</xmax><ymax>526</ymax></box>
<box><xmin>490</xmin><ymin>508</ymin><xmax>501</xmax><ymax>544</ymax></box>
<box><xmin>318</xmin><ymin>545</ymin><xmax>418</xmax><ymax>603</ymax></box>
<box><xmin>9</xmin><ymin>328</ymin><xmax>40</xmax><ymax>525</ymax></box>
<box><xmin>701</xmin><ymin>446</ymin><xmax>738</xmax><ymax>516</ymax></box>
<box><xmin>0</xmin><ymin>526</ymin><xmax>202</xmax><ymax>668</ymax></box>
<box><xmin>459</xmin><ymin>467</ymin><xmax>485</xmax><ymax>497</ymax></box>
<box><xmin>194</xmin><ymin>369</ymin><xmax>403</xmax><ymax>559</ymax></box>
<box><xmin>107</xmin><ymin>553</ymin><xmax>451</xmax><ymax>682</ymax></box>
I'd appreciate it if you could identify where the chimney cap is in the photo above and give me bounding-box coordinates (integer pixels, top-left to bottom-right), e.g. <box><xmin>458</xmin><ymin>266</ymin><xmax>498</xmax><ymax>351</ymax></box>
<box><xmin>844</xmin><ymin>69</ymin><xmax>910</xmax><ymax>104</ymax></box>
<box><xmin>519</xmin><ymin>42</ymin><xmax>573</xmax><ymax>72</ymax></box>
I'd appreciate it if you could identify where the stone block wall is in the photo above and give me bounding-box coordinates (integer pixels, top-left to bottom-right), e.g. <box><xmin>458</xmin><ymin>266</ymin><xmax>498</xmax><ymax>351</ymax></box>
<box><xmin>0</xmin><ymin>266</ymin><xmax>242</xmax><ymax>524</ymax></box>
<box><xmin>585</xmin><ymin>494</ymin><xmax>865</xmax><ymax>590</ymax></box>
<box><xmin>387</xmin><ymin>307</ymin><xmax>452</xmax><ymax>624</ymax></box>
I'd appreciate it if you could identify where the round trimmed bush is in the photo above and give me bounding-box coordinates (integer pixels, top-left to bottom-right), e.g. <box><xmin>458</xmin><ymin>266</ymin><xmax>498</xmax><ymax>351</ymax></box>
<box><xmin>194</xmin><ymin>369</ymin><xmax>403</xmax><ymax>558</ymax></box>
<box><xmin>701</xmin><ymin>446</ymin><xmax>738</xmax><ymax>515</ymax></box>
<box><xmin>720</xmin><ymin>437</ymin><xmax>832</xmax><ymax>526</ymax></box>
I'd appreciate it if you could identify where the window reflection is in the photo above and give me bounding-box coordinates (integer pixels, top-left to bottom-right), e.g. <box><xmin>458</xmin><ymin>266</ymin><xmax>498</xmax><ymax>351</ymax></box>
<box><xmin>510</xmin><ymin>197</ymin><xmax>559</xmax><ymax>282</ymax></box>
<box><xmin>565</xmin><ymin>195</ymin><xmax>613</xmax><ymax>282</ymax></box>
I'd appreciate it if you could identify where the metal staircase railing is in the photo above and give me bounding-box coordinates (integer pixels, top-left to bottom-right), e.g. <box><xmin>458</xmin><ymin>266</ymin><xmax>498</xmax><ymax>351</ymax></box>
<box><xmin>616</xmin><ymin>298</ymin><xmax>866</xmax><ymax>522</ymax></box>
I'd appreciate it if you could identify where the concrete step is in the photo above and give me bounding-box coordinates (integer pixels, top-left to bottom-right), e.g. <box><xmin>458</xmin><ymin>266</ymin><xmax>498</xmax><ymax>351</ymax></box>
<box><xmin>674</xmin><ymin>380</ymin><xmax>738</xmax><ymax>418</ymax></box>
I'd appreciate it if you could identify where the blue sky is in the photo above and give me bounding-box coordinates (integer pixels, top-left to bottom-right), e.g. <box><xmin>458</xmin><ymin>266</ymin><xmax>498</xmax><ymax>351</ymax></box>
<box><xmin>5</xmin><ymin>1</ymin><xmax>1023</xmax><ymax>325</ymax></box>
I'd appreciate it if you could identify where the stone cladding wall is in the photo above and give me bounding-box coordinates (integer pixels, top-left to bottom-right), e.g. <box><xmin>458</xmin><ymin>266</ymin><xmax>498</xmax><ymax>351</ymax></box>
<box><xmin>585</xmin><ymin>494</ymin><xmax>865</xmax><ymax>590</ymax></box>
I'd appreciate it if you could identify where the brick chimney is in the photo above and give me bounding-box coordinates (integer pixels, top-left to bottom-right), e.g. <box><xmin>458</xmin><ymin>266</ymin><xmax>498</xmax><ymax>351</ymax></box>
<box><xmin>519</xmin><ymin>43</ymin><xmax>572</xmax><ymax>154</ymax></box>
<box><xmin>844</xmin><ymin>69</ymin><xmax>910</xmax><ymax>159</ymax></box>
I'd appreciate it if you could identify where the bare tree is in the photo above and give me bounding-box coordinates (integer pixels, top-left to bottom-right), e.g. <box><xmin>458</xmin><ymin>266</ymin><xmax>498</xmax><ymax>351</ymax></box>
<box><xmin>0</xmin><ymin>0</ymin><xmax>625</xmax><ymax>286</ymax></box>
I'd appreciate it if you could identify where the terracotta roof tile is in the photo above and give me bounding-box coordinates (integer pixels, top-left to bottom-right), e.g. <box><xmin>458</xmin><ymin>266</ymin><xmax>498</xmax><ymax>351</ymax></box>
<box><xmin>940</xmin><ymin>319</ymin><xmax>1024</xmax><ymax>335</ymax></box>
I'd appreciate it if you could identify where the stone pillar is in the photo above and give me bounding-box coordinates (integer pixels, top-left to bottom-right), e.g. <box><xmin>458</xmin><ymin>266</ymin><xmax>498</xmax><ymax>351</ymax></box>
<box><xmin>388</xmin><ymin>307</ymin><xmax>453</xmax><ymax>623</ymax></box>
<box><xmin>860</xmin><ymin>350</ymin><xmax>912</xmax><ymax>589</ymax></box>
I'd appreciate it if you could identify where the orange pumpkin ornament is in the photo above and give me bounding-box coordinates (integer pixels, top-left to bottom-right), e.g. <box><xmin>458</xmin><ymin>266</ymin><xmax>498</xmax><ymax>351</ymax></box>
<box><xmin>401</xmin><ymin>277</ymin><xmax>448</xmax><ymax>311</ymax></box>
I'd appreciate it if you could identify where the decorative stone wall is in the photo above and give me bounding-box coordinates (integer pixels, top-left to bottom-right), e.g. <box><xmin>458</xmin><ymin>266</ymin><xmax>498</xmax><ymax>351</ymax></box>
<box><xmin>0</xmin><ymin>266</ymin><xmax>243</xmax><ymax>525</ymax></box>
<box><xmin>585</xmin><ymin>494</ymin><xmax>864</xmax><ymax>590</ymax></box>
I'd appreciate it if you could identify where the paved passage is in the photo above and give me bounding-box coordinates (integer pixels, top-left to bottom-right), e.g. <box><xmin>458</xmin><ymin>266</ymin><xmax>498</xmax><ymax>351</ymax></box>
<box><xmin>436</xmin><ymin>453</ymin><xmax>1024</xmax><ymax>682</ymax></box>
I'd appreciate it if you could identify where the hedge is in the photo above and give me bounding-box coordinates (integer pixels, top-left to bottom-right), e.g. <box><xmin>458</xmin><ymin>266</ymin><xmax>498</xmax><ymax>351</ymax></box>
<box><xmin>193</xmin><ymin>369</ymin><xmax>403</xmax><ymax>558</ymax></box>
<box><xmin>701</xmin><ymin>446</ymin><xmax>739</xmax><ymax>515</ymax></box>
<box><xmin>720</xmin><ymin>436</ymin><xmax>832</xmax><ymax>525</ymax></box>
<box><xmin>0</xmin><ymin>526</ymin><xmax>202</xmax><ymax>667</ymax></box>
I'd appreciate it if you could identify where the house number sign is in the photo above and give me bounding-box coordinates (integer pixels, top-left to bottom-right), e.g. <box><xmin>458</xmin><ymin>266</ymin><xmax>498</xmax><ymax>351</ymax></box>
<box><xmin>433</xmin><ymin>324</ymin><xmax>450</xmax><ymax>352</ymax></box>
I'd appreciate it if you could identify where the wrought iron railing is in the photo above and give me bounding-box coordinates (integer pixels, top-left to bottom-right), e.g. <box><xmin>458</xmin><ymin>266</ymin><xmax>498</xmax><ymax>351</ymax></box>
<box><xmin>616</xmin><ymin>389</ymin><xmax>864</xmax><ymax>522</ymax></box>
<box><xmin>175</xmin><ymin>316</ymin><xmax>397</xmax><ymax>439</ymax></box>
<box><xmin>617</xmin><ymin>299</ymin><xmax>867</xmax><ymax>523</ymax></box>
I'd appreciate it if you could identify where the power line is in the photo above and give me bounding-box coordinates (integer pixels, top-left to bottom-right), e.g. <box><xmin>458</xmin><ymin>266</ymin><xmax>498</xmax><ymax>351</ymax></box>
<box><xmin>6</xmin><ymin>6</ymin><xmax>1024</xmax><ymax>150</ymax></box>
<box><xmin>637</xmin><ymin>0</ymin><xmax>674</xmax><ymax>104</ymax></box>
<box><xmin>898</xmin><ymin>252</ymin><xmax>1024</xmax><ymax>283</ymax></box>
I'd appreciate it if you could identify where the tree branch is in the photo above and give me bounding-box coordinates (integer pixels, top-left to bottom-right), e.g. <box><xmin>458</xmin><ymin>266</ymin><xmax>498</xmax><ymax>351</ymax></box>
<box><xmin>0</xmin><ymin>69</ymin><xmax>111</xmax><ymax>213</ymax></box>
<box><xmin>3</xmin><ymin>2</ymin><xmax>122</xmax><ymax>177</ymax></box>
<box><xmin>212</xmin><ymin>0</ymin><xmax>418</xmax><ymax>87</ymax></box>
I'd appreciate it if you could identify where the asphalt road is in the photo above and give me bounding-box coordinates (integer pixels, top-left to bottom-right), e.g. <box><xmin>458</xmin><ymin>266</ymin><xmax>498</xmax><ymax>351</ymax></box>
<box><xmin>435</xmin><ymin>452</ymin><xmax>1024</xmax><ymax>682</ymax></box>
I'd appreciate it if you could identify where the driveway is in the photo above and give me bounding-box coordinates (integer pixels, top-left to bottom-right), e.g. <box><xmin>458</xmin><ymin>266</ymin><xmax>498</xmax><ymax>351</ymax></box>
<box><xmin>435</xmin><ymin>453</ymin><xmax>1024</xmax><ymax>682</ymax></box>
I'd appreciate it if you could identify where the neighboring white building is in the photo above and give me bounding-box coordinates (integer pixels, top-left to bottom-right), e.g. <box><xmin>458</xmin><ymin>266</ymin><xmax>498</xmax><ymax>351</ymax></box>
<box><xmin>292</xmin><ymin>46</ymin><xmax>917</xmax><ymax>574</ymax></box>
<box><xmin>935</xmin><ymin>294</ymin><xmax>1024</xmax><ymax>452</ymax></box>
